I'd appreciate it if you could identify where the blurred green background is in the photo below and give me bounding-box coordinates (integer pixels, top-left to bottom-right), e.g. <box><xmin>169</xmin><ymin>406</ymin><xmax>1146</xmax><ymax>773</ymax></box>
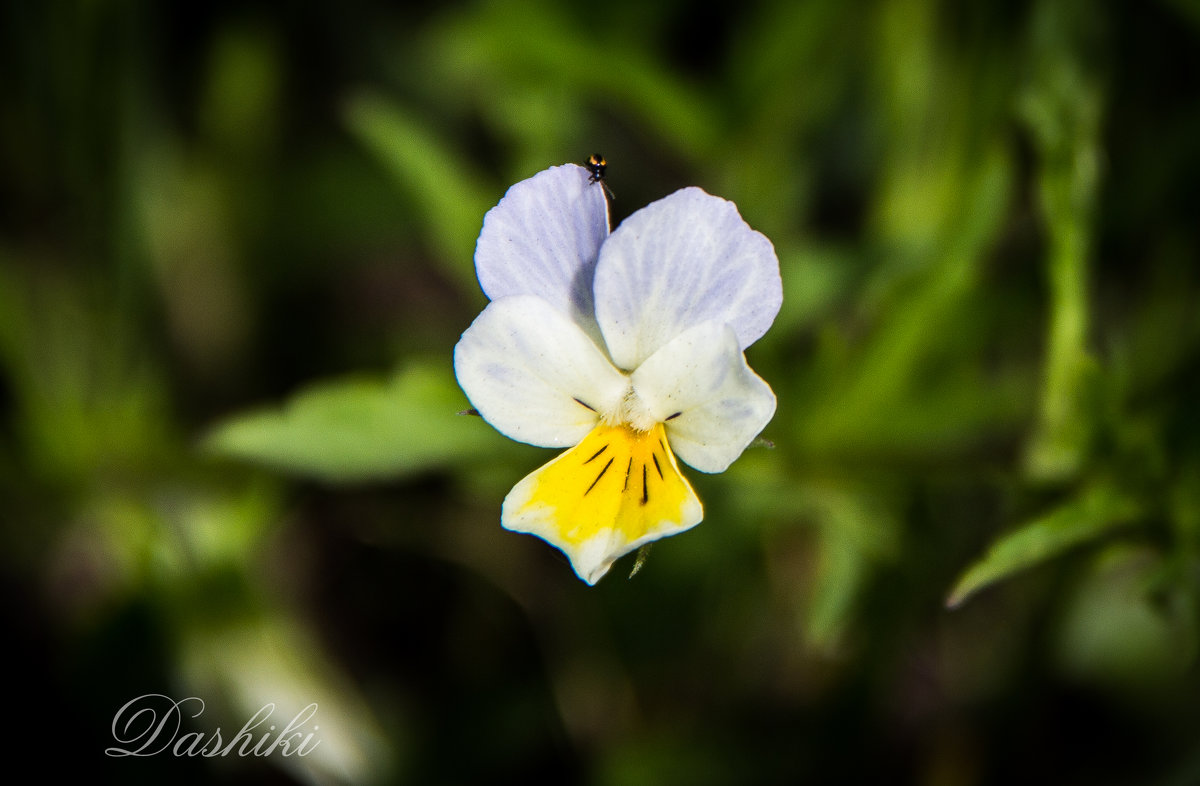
<box><xmin>4</xmin><ymin>0</ymin><xmax>1200</xmax><ymax>783</ymax></box>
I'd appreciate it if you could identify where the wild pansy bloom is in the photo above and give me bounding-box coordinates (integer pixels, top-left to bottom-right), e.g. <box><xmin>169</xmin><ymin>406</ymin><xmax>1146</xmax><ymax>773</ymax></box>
<box><xmin>454</xmin><ymin>164</ymin><xmax>781</xmax><ymax>584</ymax></box>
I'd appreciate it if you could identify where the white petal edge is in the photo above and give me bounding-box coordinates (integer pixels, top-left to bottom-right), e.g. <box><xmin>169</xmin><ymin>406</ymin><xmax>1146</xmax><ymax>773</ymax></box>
<box><xmin>594</xmin><ymin>187</ymin><xmax>782</xmax><ymax>370</ymax></box>
<box><xmin>505</xmin><ymin>495</ymin><xmax>703</xmax><ymax>586</ymax></box>
<box><xmin>453</xmin><ymin>294</ymin><xmax>629</xmax><ymax>448</ymax></box>
<box><xmin>474</xmin><ymin>164</ymin><xmax>611</xmax><ymax>340</ymax></box>
<box><xmin>631</xmin><ymin>321</ymin><xmax>777</xmax><ymax>473</ymax></box>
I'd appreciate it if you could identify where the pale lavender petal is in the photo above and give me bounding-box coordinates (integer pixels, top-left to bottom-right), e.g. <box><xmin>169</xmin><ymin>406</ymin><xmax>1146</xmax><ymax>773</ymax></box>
<box><xmin>594</xmin><ymin>187</ymin><xmax>781</xmax><ymax>370</ymax></box>
<box><xmin>474</xmin><ymin>164</ymin><xmax>610</xmax><ymax>338</ymax></box>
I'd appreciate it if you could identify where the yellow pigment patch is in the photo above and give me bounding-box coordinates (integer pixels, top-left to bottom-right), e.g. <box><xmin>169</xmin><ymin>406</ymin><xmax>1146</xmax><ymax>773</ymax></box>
<box><xmin>502</xmin><ymin>422</ymin><xmax>703</xmax><ymax>584</ymax></box>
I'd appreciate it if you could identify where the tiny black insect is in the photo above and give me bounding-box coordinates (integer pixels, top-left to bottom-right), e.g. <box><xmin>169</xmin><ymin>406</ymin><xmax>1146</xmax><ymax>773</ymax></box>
<box><xmin>584</xmin><ymin>153</ymin><xmax>614</xmax><ymax>202</ymax></box>
<box><xmin>585</xmin><ymin>153</ymin><xmax>607</xmax><ymax>183</ymax></box>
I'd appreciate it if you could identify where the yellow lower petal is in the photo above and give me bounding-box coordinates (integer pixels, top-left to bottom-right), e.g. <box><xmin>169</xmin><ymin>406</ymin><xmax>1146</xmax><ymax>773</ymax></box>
<box><xmin>502</xmin><ymin>422</ymin><xmax>703</xmax><ymax>584</ymax></box>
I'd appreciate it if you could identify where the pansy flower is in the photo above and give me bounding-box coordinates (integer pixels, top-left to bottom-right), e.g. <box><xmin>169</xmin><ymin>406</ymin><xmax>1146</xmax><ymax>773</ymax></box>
<box><xmin>454</xmin><ymin>164</ymin><xmax>781</xmax><ymax>584</ymax></box>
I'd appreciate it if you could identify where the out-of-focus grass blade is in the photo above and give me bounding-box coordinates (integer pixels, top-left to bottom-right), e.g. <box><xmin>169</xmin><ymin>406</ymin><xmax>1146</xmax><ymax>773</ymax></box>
<box><xmin>721</xmin><ymin>0</ymin><xmax>853</xmax><ymax>230</ymax></box>
<box><xmin>946</xmin><ymin>481</ymin><xmax>1142</xmax><ymax>608</ymax></box>
<box><xmin>805</xmin><ymin>480</ymin><xmax>901</xmax><ymax>650</ymax></box>
<box><xmin>1162</xmin><ymin>0</ymin><xmax>1200</xmax><ymax>30</ymax></box>
<box><xmin>345</xmin><ymin>93</ymin><xmax>495</xmax><ymax>293</ymax></box>
<box><xmin>425</xmin><ymin>1</ymin><xmax>718</xmax><ymax>162</ymax></box>
<box><xmin>796</xmin><ymin>144</ymin><xmax>1015</xmax><ymax>455</ymax></box>
<box><xmin>0</xmin><ymin>255</ymin><xmax>172</xmax><ymax>484</ymax></box>
<box><xmin>1020</xmin><ymin>0</ymin><xmax>1106</xmax><ymax>482</ymax></box>
<box><xmin>202</xmin><ymin>360</ymin><xmax>504</xmax><ymax>483</ymax></box>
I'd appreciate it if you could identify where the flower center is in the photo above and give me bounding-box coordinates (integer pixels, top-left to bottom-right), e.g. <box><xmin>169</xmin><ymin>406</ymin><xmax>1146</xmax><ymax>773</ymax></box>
<box><xmin>602</xmin><ymin>380</ymin><xmax>657</xmax><ymax>433</ymax></box>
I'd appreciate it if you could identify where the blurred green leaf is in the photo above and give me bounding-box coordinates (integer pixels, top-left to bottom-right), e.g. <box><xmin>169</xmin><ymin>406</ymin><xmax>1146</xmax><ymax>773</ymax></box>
<box><xmin>1054</xmin><ymin>545</ymin><xmax>1196</xmax><ymax>693</ymax></box>
<box><xmin>202</xmin><ymin>360</ymin><xmax>504</xmax><ymax>483</ymax></box>
<box><xmin>178</xmin><ymin>615</ymin><xmax>395</xmax><ymax>784</ymax></box>
<box><xmin>947</xmin><ymin>481</ymin><xmax>1142</xmax><ymax>608</ymax></box>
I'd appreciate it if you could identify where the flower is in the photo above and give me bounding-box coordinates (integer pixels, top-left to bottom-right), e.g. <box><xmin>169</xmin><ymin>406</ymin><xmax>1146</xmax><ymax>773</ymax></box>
<box><xmin>454</xmin><ymin>164</ymin><xmax>781</xmax><ymax>584</ymax></box>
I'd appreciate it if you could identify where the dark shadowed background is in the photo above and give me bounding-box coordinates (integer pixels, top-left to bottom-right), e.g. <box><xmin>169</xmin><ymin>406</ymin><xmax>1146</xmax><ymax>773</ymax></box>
<box><xmin>3</xmin><ymin>0</ymin><xmax>1200</xmax><ymax>783</ymax></box>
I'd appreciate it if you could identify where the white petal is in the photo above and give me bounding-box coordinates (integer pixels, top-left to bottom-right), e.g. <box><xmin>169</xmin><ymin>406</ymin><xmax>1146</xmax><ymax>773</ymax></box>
<box><xmin>631</xmin><ymin>321</ymin><xmax>776</xmax><ymax>473</ymax></box>
<box><xmin>474</xmin><ymin>164</ymin><xmax>611</xmax><ymax>338</ymax></box>
<box><xmin>453</xmin><ymin>295</ymin><xmax>629</xmax><ymax>448</ymax></box>
<box><xmin>594</xmin><ymin>187</ymin><xmax>782</xmax><ymax>370</ymax></box>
